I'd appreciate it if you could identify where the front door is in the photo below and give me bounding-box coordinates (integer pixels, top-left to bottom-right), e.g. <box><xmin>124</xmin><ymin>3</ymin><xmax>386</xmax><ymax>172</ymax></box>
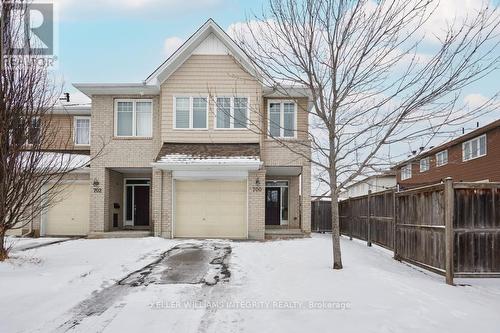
<box><xmin>265</xmin><ymin>187</ymin><xmax>281</xmax><ymax>225</ymax></box>
<box><xmin>134</xmin><ymin>186</ymin><xmax>150</xmax><ymax>226</ymax></box>
<box><xmin>124</xmin><ymin>179</ymin><xmax>150</xmax><ymax>227</ymax></box>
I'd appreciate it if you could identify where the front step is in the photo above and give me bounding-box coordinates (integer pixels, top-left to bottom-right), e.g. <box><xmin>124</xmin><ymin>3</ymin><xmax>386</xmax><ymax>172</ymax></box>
<box><xmin>87</xmin><ymin>231</ymin><xmax>152</xmax><ymax>239</ymax></box>
<box><xmin>265</xmin><ymin>229</ymin><xmax>309</xmax><ymax>240</ymax></box>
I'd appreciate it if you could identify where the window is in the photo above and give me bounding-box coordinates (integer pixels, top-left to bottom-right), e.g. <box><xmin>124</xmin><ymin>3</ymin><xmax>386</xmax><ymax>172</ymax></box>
<box><xmin>27</xmin><ymin>117</ymin><xmax>41</xmax><ymax>144</ymax></box>
<box><xmin>436</xmin><ymin>150</ymin><xmax>448</xmax><ymax>167</ymax></box>
<box><xmin>174</xmin><ymin>96</ymin><xmax>208</xmax><ymax>129</ymax></box>
<box><xmin>115</xmin><ymin>99</ymin><xmax>152</xmax><ymax>137</ymax></box>
<box><xmin>215</xmin><ymin>97</ymin><xmax>248</xmax><ymax>129</ymax></box>
<box><xmin>462</xmin><ymin>134</ymin><xmax>487</xmax><ymax>161</ymax></box>
<box><xmin>401</xmin><ymin>164</ymin><xmax>412</xmax><ymax>180</ymax></box>
<box><xmin>268</xmin><ymin>101</ymin><xmax>296</xmax><ymax>138</ymax></box>
<box><xmin>419</xmin><ymin>157</ymin><xmax>430</xmax><ymax>172</ymax></box>
<box><xmin>74</xmin><ymin>116</ymin><xmax>90</xmax><ymax>145</ymax></box>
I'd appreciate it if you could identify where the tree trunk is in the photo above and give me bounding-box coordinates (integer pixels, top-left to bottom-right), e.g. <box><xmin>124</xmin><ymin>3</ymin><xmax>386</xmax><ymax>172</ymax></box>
<box><xmin>330</xmin><ymin>184</ymin><xmax>343</xmax><ymax>269</ymax></box>
<box><xmin>0</xmin><ymin>228</ymin><xmax>8</xmax><ymax>261</ymax></box>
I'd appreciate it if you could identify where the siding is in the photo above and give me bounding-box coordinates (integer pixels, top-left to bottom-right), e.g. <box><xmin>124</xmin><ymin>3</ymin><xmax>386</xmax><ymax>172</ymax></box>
<box><xmin>397</xmin><ymin>126</ymin><xmax>500</xmax><ymax>186</ymax></box>
<box><xmin>161</xmin><ymin>54</ymin><xmax>262</xmax><ymax>143</ymax></box>
<box><xmin>42</xmin><ymin>114</ymin><xmax>90</xmax><ymax>152</ymax></box>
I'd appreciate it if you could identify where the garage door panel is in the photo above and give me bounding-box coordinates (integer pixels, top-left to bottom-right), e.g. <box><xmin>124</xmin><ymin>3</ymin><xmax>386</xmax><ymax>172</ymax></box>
<box><xmin>45</xmin><ymin>183</ymin><xmax>89</xmax><ymax>236</ymax></box>
<box><xmin>175</xmin><ymin>180</ymin><xmax>247</xmax><ymax>239</ymax></box>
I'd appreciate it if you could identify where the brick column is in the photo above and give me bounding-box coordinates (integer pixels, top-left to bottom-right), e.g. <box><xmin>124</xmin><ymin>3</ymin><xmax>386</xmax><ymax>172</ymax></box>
<box><xmin>152</xmin><ymin>169</ymin><xmax>163</xmax><ymax>237</ymax></box>
<box><xmin>161</xmin><ymin>171</ymin><xmax>173</xmax><ymax>238</ymax></box>
<box><xmin>89</xmin><ymin>167</ymin><xmax>109</xmax><ymax>232</ymax></box>
<box><xmin>248</xmin><ymin>169</ymin><xmax>266</xmax><ymax>240</ymax></box>
<box><xmin>301</xmin><ymin>164</ymin><xmax>311</xmax><ymax>234</ymax></box>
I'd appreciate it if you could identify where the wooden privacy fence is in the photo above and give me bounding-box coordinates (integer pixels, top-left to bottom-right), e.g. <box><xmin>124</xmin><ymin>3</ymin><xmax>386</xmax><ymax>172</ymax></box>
<box><xmin>311</xmin><ymin>200</ymin><xmax>332</xmax><ymax>232</ymax></box>
<box><xmin>332</xmin><ymin>179</ymin><xmax>500</xmax><ymax>284</ymax></box>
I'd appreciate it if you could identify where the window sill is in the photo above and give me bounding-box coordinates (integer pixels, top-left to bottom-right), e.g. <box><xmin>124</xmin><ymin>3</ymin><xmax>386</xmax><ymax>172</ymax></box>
<box><xmin>113</xmin><ymin>136</ymin><xmax>153</xmax><ymax>140</ymax></box>
<box><xmin>462</xmin><ymin>154</ymin><xmax>487</xmax><ymax>162</ymax></box>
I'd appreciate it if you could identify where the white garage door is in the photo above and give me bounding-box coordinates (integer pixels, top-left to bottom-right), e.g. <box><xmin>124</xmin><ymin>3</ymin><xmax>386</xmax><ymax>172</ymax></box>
<box><xmin>175</xmin><ymin>180</ymin><xmax>247</xmax><ymax>239</ymax></box>
<box><xmin>44</xmin><ymin>183</ymin><xmax>89</xmax><ymax>236</ymax></box>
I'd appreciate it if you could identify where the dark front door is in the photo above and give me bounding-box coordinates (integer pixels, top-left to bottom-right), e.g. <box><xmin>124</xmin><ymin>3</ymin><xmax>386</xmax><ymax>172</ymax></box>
<box><xmin>134</xmin><ymin>186</ymin><xmax>150</xmax><ymax>226</ymax></box>
<box><xmin>266</xmin><ymin>187</ymin><xmax>281</xmax><ymax>225</ymax></box>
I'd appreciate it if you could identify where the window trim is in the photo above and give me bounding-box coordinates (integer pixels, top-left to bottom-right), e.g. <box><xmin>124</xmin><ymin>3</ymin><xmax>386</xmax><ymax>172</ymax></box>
<box><xmin>73</xmin><ymin>116</ymin><xmax>91</xmax><ymax>146</ymax></box>
<box><xmin>462</xmin><ymin>134</ymin><xmax>487</xmax><ymax>162</ymax></box>
<box><xmin>267</xmin><ymin>99</ymin><xmax>298</xmax><ymax>139</ymax></box>
<box><xmin>25</xmin><ymin>116</ymin><xmax>41</xmax><ymax>146</ymax></box>
<box><xmin>173</xmin><ymin>95</ymin><xmax>209</xmax><ymax>130</ymax></box>
<box><xmin>435</xmin><ymin>150</ymin><xmax>448</xmax><ymax>167</ymax></box>
<box><xmin>419</xmin><ymin>157</ymin><xmax>430</xmax><ymax>173</ymax></box>
<box><xmin>214</xmin><ymin>96</ymin><xmax>250</xmax><ymax>130</ymax></box>
<box><xmin>114</xmin><ymin>99</ymin><xmax>153</xmax><ymax>138</ymax></box>
<box><xmin>401</xmin><ymin>164</ymin><xmax>412</xmax><ymax>180</ymax></box>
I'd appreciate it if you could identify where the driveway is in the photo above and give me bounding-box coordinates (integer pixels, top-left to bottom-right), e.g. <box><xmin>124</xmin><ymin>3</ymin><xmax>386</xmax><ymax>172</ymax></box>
<box><xmin>1</xmin><ymin>235</ymin><xmax>500</xmax><ymax>333</ymax></box>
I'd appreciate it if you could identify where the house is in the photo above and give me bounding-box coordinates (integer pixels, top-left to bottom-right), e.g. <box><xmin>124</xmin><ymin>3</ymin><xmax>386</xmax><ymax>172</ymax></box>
<box><xmin>338</xmin><ymin>172</ymin><xmax>396</xmax><ymax>201</ymax></box>
<box><xmin>394</xmin><ymin>119</ymin><xmax>500</xmax><ymax>188</ymax></box>
<box><xmin>29</xmin><ymin>19</ymin><xmax>311</xmax><ymax>240</ymax></box>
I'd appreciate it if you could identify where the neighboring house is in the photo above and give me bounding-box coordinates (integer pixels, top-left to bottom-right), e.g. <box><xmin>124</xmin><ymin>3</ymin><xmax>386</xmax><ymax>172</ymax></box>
<box><xmin>394</xmin><ymin>119</ymin><xmax>500</xmax><ymax>189</ymax></box>
<box><xmin>30</xmin><ymin>19</ymin><xmax>311</xmax><ymax>240</ymax></box>
<box><xmin>338</xmin><ymin>173</ymin><xmax>396</xmax><ymax>201</ymax></box>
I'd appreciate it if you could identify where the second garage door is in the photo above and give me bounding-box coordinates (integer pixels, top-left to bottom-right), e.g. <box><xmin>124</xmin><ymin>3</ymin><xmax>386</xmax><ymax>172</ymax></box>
<box><xmin>174</xmin><ymin>180</ymin><xmax>247</xmax><ymax>239</ymax></box>
<box><xmin>44</xmin><ymin>183</ymin><xmax>89</xmax><ymax>236</ymax></box>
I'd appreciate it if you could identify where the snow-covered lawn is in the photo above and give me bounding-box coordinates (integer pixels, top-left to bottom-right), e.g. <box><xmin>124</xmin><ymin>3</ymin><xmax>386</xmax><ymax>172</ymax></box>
<box><xmin>1</xmin><ymin>234</ymin><xmax>499</xmax><ymax>333</ymax></box>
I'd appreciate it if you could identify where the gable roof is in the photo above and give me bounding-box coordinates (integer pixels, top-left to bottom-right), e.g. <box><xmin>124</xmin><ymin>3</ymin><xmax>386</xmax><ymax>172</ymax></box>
<box><xmin>145</xmin><ymin>18</ymin><xmax>259</xmax><ymax>85</ymax></box>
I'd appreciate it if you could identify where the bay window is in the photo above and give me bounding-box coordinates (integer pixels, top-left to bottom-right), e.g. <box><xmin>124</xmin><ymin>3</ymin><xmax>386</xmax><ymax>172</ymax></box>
<box><xmin>268</xmin><ymin>101</ymin><xmax>296</xmax><ymax>138</ymax></box>
<box><xmin>115</xmin><ymin>99</ymin><xmax>152</xmax><ymax>137</ymax></box>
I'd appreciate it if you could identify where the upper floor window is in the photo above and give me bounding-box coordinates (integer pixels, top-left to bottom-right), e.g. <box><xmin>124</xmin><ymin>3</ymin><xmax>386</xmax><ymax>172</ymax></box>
<box><xmin>462</xmin><ymin>134</ymin><xmax>486</xmax><ymax>161</ymax></box>
<box><xmin>174</xmin><ymin>96</ymin><xmax>208</xmax><ymax>129</ymax></box>
<box><xmin>419</xmin><ymin>157</ymin><xmax>430</xmax><ymax>172</ymax></box>
<box><xmin>268</xmin><ymin>101</ymin><xmax>296</xmax><ymax>138</ymax></box>
<box><xmin>115</xmin><ymin>99</ymin><xmax>152</xmax><ymax>137</ymax></box>
<box><xmin>435</xmin><ymin>150</ymin><xmax>448</xmax><ymax>167</ymax></box>
<box><xmin>215</xmin><ymin>97</ymin><xmax>248</xmax><ymax>129</ymax></box>
<box><xmin>74</xmin><ymin>116</ymin><xmax>90</xmax><ymax>145</ymax></box>
<box><xmin>27</xmin><ymin>117</ymin><xmax>41</xmax><ymax>145</ymax></box>
<box><xmin>401</xmin><ymin>164</ymin><xmax>412</xmax><ymax>180</ymax></box>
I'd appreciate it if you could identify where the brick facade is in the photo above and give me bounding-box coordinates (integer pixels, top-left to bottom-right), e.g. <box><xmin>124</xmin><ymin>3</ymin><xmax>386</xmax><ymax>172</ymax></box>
<box><xmin>396</xmin><ymin>121</ymin><xmax>500</xmax><ymax>188</ymax></box>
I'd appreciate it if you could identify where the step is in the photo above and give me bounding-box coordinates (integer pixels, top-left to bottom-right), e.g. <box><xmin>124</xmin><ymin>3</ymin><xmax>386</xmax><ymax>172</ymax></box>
<box><xmin>87</xmin><ymin>231</ymin><xmax>152</xmax><ymax>239</ymax></box>
<box><xmin>264</xmin><ymin>229</ymin><xmax>309</xmax><ymax>240</ymax></box>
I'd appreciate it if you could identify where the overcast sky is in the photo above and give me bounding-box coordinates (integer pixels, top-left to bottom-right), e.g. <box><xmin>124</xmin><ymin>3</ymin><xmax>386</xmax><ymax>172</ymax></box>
<box><xmin>52</xmin><ymin>0</ymin><xmax>499</xmax><ymax>177</ymax></box>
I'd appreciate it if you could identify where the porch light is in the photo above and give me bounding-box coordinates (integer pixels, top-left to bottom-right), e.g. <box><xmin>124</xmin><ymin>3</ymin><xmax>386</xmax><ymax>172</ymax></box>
<box><xmin>92</xmin><ymin>178</ymin><xmax>100</xmax><ymax>187</ymax></box>
<box><xmin>255</xmin><ymin>178</ymin><xmax>261</xmax><ymax>186</ymax></box>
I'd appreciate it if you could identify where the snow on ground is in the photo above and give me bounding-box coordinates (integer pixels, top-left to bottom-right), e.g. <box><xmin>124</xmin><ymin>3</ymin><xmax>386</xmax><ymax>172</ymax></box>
<box><xmin>1</xmin><ymin>234</ymin><xmax>499</xmax><ymax>333</ymax></box>
<box><xmin>6</xmin><ymin>236</ymin><xmax>71</xmax><ymax>252</ymax></box>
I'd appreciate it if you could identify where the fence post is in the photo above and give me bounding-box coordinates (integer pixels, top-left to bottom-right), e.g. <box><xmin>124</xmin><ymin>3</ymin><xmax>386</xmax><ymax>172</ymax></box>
<box><xmin>393</xmin><ymin>189</ymin><xmax>400</xmax><ymax>260</ymax></box>
<box><xmin>444</xmin><ymin>177</ymin><xmax>454</xmax><ymax>285</ymax></box>
<box><xmin>367</xmin><ymin>190</ymin><xmax>372</xmax><ymax>247</ymax></box>
<box><xmin>348</xmin><ymin>196</ymin><xmax>353</xmax><ymax>240</ymax></box>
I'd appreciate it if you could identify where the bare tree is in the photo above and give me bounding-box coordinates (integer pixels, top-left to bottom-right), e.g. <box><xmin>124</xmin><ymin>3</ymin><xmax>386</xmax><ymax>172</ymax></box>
<box><xmin>0</xmin><ymin>1</ymin><xmax>92</xmax><ymax>260</ymax></box>
<box><xmin>232</xmin><ymin>0</ymin><xmax>500</xmax><ymax>269</ymax></box>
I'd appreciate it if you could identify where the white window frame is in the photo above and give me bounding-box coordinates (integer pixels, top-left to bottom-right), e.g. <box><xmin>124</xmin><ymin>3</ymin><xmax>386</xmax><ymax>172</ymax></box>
<box><xmin>462</xmin><ymin>134</ymin><xmax>487</xmax><ymax>162</ymax></box>
<box><xmin>435</xmin><ymin>150</ymin><xmax>448</xmax><ymax>167</ymax></box>
<box><xmin>214</xmin><ymin>96</ymin><xmax>250</xmax><ymax>130</ymax></box>
<box><xmin>114</xmin><ymin>99</ymin><xmax>153</xmax><ymax>138</ymax></box>
<box><xmin>173</xmin><ymin>96</ymin><xmax>209</xmax><ymax>130</ymax></box>
<box><xmin>267</xmin><ymin>100</ymin><xmax>298</xmax><ymax>139</ymax></box>
<box><xmin>401</xmin><ymin>164</ymin><xmax>412</xmax><ymax>180</ymax></box>
<box><xmin>73</xmin><ymin>116</ymin><xmax>91</xmax><ymax>146</ymax></box>
<box><xmin>419</xmin><ymin>157</ymin><xmax>430</xmax><ymax>173</ymax></box>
